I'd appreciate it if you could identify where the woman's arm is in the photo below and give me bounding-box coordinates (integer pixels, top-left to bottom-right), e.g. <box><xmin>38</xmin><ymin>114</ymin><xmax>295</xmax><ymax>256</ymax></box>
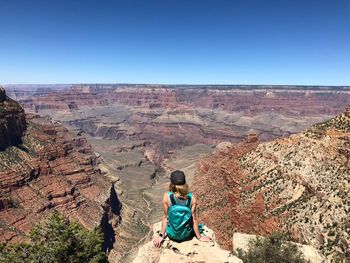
<box><xmin>192</xmin><ymin>195</ymin><xmax>211</xmax><ymax>242</ymax></box>
<box><xmin>153</xmin><ymin>193</ymin><xmax>168</xmax><ymax>247</ymax></box>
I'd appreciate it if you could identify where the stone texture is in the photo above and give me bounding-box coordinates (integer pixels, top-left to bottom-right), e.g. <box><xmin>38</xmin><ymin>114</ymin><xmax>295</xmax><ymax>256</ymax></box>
<box><xmin>192</xmin><ymin>106</ymin><xmax>350</xmax><ymax>262</ymax></box>
<box><xmin>133</xmin><ymin>222</ymin><xmax>243</xmax><ymax>263</ymax></box>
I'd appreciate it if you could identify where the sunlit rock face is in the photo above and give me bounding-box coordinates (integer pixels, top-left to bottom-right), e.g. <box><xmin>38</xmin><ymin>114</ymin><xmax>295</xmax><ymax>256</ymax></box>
<box><xmin>192</xmin><ymin>106</ymin><xmax>350</xmax><ymax>262</ymax></box>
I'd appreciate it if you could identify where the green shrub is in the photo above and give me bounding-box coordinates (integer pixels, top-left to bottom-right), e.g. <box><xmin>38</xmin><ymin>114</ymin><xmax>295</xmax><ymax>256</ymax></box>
<box><xmin>237</xmin><ymin>232</ymin><xmax>309</xmax><ymax>263</ymax></box>
<box><xmin>0</xmin><ymin>212</ymin><xmax>107</xmax><ymax>263</ymax></box>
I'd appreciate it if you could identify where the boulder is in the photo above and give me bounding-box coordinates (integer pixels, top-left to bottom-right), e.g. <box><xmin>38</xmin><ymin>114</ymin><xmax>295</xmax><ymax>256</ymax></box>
<box><xmin>213</xmin><ymin>141</ymin><xmax>234</xmax><ymax>154</ymax></box>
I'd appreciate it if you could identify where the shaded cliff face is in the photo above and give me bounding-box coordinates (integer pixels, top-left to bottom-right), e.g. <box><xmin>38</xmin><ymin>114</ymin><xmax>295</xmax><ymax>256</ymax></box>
<box><xmin>0</xmin><ymin>87</ymin><xmax>26</xmax><ymax>150</ymax></box>
<box><xmin>192</xmin><ymin>107</ymin><xmax>350</xmax><ymax>261</ymax></box>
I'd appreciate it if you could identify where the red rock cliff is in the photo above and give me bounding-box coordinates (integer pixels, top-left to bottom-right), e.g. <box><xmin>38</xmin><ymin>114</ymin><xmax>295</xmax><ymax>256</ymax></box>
<box><xmin>0</xmin><ymin>112</ymin><xmax>119</xmax><ymax>246</ymax></box>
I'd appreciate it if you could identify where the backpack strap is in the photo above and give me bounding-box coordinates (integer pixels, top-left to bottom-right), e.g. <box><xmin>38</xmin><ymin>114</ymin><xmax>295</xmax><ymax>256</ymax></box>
<box><xmin>186</xmin><ymin>192</ymin><xmax>193</xmax><ymax>208</ymax></box>
<box><xmin>186</xmin><ymin>196</ymin><xmax>192</xmax><ymax>208</ymax></box>
<box><xmin>169</xmin><ymin>193</ymin><xmax>177</xmax><ymax>206</ymax></box>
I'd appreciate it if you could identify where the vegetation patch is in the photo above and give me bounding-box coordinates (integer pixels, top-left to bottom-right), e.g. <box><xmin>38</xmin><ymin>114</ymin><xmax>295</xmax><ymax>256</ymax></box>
<box><xmin>0</xmin><ymin>213</ymin><xmax>107</xmax><ymax>263</ymax></box>
<box><xmin>237</xmin><ymin>232</ymin><xmax>309</xmax><ymax>263</ymax></box>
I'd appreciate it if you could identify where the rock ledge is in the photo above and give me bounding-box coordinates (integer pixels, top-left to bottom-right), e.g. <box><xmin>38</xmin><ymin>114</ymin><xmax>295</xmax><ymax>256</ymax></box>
<box><xmin>133</xmin><ymin>222</ymin><xmax>242</xmax><ymax>263</ymax></box>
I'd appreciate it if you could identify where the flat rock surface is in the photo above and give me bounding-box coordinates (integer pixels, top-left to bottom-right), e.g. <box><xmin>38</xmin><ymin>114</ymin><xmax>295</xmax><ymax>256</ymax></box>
<box><xmin>133</xmin><ymin>222</ymin><xmax>242</xmax><ymax>263</ymax></box>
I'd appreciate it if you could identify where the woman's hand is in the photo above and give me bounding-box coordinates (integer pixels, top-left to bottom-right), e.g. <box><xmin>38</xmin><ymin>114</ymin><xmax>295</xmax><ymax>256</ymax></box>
<box><xmin>198</xmin><ymin>235</ymin><xmax>212</xmax><ymax>242</ymax></box>
<box><xmin>153</xmin><ymin>235</ymin><xmax>164</xmax><ymax>247</ymax></box>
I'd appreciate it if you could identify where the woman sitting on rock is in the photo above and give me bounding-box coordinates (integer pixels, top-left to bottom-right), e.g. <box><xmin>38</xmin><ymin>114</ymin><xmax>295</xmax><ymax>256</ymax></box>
<box><xmin>153</xmin><ymin>170</ymin><xmax>211</xmax><ymax>247</ymax></box>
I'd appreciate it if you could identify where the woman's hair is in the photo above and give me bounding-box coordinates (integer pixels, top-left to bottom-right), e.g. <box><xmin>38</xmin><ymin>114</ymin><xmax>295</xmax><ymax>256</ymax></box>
<box><xmin>169</xmin><ymin>183</ymin><xmax>189</xmax><ymax>197</ymax></box>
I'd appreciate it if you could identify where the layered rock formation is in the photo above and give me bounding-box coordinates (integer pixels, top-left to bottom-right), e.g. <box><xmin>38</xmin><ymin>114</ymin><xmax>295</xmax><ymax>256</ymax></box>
<box><xmin>0</xmin><ymin>95</ymin><xmax>122</xmax><ymax>260</ymax></box>
<box><xmin>0</xmin><ymin>87</ymin><xmax>26</xmax><ymax>150</ymax></box>
<box><xmin>192</xmin><ymin>107</ymin><xmax>350</xmax><ymax>262</ymax></box>
<box><xmin>10</xmin><ymin>84</ymin><xmax>350</xmax><ymax>117</ymax></box>
<box><xmin>9</xmin><ymin>84</ymin><xmax>350</xmax><ymax>166</ymax></box>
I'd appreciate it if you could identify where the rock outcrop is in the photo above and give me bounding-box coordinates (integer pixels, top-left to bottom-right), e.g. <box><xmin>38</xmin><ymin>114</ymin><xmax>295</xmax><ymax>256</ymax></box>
<box><xmin>192</xmin><ymin>106</ymin><xmax>350</xmax><ymax>262</ymax></box>
<box><xmin>133</xmin><ymin>221</ymin><xmax>243</xmax><ymax>263</ymax></box>
<box><xmin>0</xmin><ymin>87</ymin><xmax>26</xmax><ymax>150</ymax></box>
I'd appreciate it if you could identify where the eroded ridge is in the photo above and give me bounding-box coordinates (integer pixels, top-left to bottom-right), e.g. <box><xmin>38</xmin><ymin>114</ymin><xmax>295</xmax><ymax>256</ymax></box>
<box><xmin>192</xmin><ymin>107</ymin><xmax>350</xmax><ymax>262</ymax></box>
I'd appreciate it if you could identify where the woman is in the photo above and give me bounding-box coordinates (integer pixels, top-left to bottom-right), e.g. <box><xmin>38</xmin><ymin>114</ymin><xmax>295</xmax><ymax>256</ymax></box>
<box><xmin>153</xmin><ymin>170</ymin><xmax>211</xmax><ymax>247</ymax></box>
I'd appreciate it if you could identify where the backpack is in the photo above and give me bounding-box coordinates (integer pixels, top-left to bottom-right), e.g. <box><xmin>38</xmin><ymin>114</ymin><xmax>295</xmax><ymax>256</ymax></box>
<box><xmin>166</xmin><ymin>192</ymin><xmax>193</xmax><ymax>241</ymax></box>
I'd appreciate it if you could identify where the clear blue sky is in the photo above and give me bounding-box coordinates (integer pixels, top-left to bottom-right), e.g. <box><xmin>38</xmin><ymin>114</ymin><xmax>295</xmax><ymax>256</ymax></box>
<box><xmin>0</xmin><ymin>0</ymin><xmax>349</xmax><ymax>85</ymax></box>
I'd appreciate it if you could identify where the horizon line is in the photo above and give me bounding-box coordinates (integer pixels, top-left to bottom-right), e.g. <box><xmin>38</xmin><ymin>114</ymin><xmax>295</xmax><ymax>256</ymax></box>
<box><xmin>2</xmin><ymin>83</ymin><xmax>350</xmax><ymax>87</ymax></box>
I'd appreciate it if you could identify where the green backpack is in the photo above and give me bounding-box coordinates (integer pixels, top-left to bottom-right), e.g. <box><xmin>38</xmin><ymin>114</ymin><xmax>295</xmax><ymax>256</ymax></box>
<box><xmin>166</xmin><ymin>192</ymin><xmax>193</xmax><ymax>241</ymax></box>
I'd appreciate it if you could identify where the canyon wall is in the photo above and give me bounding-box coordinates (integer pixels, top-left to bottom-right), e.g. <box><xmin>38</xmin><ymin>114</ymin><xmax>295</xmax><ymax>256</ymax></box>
<box><xmin>10</xmin><ymin>84</ymin><xmax>350</xmax><ymax>117</ymax></box>
<box><xmin>192</xmin><ymin>107</ymin><xmax>350</xmax><ymax>262</ymax></box>
<box><xmin>0</xmin><ymin>92</ymin><xmax>124</xmax><ymax>261</ymax></box>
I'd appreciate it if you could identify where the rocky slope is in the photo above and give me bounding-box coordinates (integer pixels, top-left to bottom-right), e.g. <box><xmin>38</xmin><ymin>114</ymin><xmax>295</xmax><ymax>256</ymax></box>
<box><xmin>0</xmin><ymin>87</ymin><xmax>26</xmax><ymax>150</ymax></box>
<box><xmin>192</xmin><ymin>107</ymin><xmax>350</xmax><ymax>262</ymax></box>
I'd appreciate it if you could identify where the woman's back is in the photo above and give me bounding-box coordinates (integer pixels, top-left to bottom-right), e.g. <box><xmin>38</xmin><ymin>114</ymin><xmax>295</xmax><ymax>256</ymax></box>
<box><xmin>167</xmin><ymin>191</ymin><xmax>192</xmax><ymax>207</ymax></box>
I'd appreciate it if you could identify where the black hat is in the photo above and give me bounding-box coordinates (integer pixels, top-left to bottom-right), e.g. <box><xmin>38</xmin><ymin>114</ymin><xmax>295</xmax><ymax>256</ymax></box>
<box><xmin>170</xmin><ymin>170</ymin><xmax>186</xmax><ymax>185</ymax></box>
